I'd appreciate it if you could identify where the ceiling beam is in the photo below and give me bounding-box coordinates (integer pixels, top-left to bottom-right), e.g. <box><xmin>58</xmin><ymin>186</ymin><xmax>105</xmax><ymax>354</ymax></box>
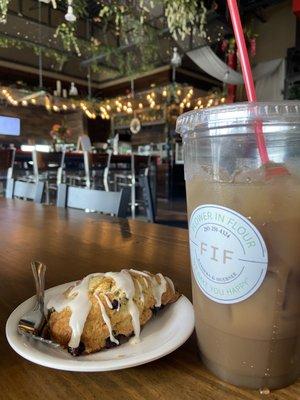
<box><xmin>0</xmin><ymin>59</ymin><xmax>111</xmax><ymax>90</ymax></box>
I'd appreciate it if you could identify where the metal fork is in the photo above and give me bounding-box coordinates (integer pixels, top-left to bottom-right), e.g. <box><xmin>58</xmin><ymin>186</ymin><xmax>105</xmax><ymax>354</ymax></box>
<box><xmin>18</xmin><ymin>261</ymin><xmax>60</xmax><ymax>348</ymax></box>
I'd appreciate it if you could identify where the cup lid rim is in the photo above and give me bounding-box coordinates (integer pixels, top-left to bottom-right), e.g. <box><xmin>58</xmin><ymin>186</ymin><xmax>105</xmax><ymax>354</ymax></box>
<box><xmin>176</xmin><ymin>101</ymin><xmax>300</xmax><ymax>136</ymax></box>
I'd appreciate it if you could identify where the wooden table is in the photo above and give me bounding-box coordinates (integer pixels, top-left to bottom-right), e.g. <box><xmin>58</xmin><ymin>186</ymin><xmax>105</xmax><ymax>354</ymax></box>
<box><xmin>0</xmin><ymin>198</ymin><xmax>298</xmax><ymax>400</ymax></box>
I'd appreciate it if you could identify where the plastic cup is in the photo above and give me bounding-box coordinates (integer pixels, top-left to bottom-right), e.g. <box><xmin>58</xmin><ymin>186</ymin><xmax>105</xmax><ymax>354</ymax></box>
<box><xmin>176</xmin><ymin>102</ymin><xmax>300</xmax><ymax>390</ymax></box>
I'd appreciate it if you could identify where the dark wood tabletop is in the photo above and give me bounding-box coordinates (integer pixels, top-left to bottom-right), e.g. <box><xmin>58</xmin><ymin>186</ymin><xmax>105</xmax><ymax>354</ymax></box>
<box><xmin>0</xmin><ymin>198</ymin><xmax>299</xmax><ymax>400</ymax></box>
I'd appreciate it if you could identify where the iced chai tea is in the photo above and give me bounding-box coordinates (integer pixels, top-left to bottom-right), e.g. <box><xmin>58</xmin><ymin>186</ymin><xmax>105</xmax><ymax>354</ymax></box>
<box><xmin>176</xmin><ymin>103</ymin><xmax>300</xmax><ymax>390</ymax></box>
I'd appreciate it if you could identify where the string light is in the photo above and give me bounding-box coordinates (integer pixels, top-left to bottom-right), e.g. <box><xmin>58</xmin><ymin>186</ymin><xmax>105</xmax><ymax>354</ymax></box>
<box><xmin>138</xmin><ymin>103</ymin><xmax>143</xmax><ymax>109</ymax></box>
<box><xmin>162</xmin><ymin>89</ymin><xmax>167</xmax><ymax>97</ymax></box>
<box><xmin>221</xmin><ymin>97</ymin><xmax>226</xmax><ymax>103</ymax></box>
<box><xmin>176</xmin><ymin>89</ymin><xmax>182</xmax><ymax>96</ymax></box>
<box><xmin>31</xmin><ymin>98</ymin><xmax>36</xmax><ymax>104</ymax></box>
<box><xmin>53</xmin><ymin>105</ymin><xmax>60</xmax><ymax>112</ymax></box>
<box><xmin>21</xmin><ymin>100</ymin><xmax>28</xmax><ymax>106</ymax></box>
<box><xmin>71</xmin><ymin>103</ymin><xmax>76</xmax><ymax>109</ymax></box>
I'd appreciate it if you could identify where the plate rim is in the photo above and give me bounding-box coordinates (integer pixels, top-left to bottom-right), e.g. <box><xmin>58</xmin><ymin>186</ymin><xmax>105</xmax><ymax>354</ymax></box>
<box><xmin>6</xmin><ymin>282</ymin><xmax>195</xmax><ymax>372</ymax></box>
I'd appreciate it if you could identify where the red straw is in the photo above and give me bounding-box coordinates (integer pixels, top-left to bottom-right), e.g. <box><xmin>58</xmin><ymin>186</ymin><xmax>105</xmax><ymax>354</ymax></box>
<box><xmin>227</xmin><ymin>0</ymin><xmax>270</xmax><ymax>164</ymax></box>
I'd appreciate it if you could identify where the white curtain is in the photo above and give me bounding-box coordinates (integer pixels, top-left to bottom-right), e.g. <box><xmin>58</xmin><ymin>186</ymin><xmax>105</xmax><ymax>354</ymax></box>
<box><xmin>187</xmin><ymin>46</ymin><xmax>243</xmax><ymax>84</ymax></box>
<box><xmin>187</xmin><ymin>46</ymin><xmax>285</xmax><ymax>101</ymax></box>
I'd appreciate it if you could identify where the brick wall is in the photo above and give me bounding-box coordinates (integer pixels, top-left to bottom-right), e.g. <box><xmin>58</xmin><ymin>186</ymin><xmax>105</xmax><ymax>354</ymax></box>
<box><xmin>0</xmin><ymin>105</ymin><xmax>84</xmax><ymax>144</ymax></box>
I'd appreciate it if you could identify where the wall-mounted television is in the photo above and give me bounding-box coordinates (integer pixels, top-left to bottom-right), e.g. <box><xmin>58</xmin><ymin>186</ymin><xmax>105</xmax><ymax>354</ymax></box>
<box><xmin>0</xmin><ymin>116</ymin><xmax>20</xmax><ymax>136</ymax></box>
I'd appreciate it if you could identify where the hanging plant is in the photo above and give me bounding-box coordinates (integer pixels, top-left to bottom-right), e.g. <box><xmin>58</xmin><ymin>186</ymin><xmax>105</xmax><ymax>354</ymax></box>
<box><xmin>164</xmin><ymin>0</ymin><xmax>208</xmax><ymax>40</ymax></box>
<box><xmin>54</xmin><ymin>22</ymin><xmax>81</xmax><ymax>56</ymax></box>
<box><xmin>98</xmin><ymin>3</ymin><xmax>126</xmax><ymax>35</ymax></box>
<box><xmin>0</xmin><ymin>0</ymin><xmax>9</xmax><ymax>24</ymax></box>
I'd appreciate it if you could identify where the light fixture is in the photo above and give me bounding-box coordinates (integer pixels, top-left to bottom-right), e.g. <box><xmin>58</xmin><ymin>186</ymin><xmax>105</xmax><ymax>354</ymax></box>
<box><xmin>138</xmin><ymin>103</ymin><xmax>143</xmax><ymax>109</ymax></box>
<box><xmin>39</xmin><ymin>0</ymin><xmax>57</xmax><ymax>9</ymax></box>
<box><xmin>69</xmin><ymin>81</ymin><xmax>78</xmax><ymax>96</ymax></box>
<box><xmin>53</xmin><ymin>105</ymin><xmax>60</xmax><ymax>112</ymax></box>
<box><xmin>62</xmin><ymin>104</ymin><xmax>68</xmax><ymax>110</ymax></box>
<box><xmin>65</xmin><ymin>0</ymin><xmax>76</xmax><ymax>22</ymax></box>
<box><xmin>171</xmin><ymin>47</ymin><xmax>182</xmax><ymax>68</ymax></box>
<box><xmin>21</xmin><ymin>100</ymin><xmax>28</xmax><ymax>106</ymax></box>
<box><xmin>162</xmin><ymin>89</ymin><xmax>167</xmax><ymax>97</ymax></box>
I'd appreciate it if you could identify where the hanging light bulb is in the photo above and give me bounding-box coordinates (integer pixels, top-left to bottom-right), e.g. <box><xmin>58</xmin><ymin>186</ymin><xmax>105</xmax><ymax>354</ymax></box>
<box><xmin>65</xmin><ymin>0</ymin><xmax>76</xmax><ymax>22</ymax></box>
<box><xmin>71</xmin><ymin>103</ymin><xmax>76</xmax><ymax>109</ymax></box>
<box><xmin>162</xmin><ymin>88</ymin><xmax>167</xmax><ymax>97</ymax></box>
<box><xmin>31</xmin><ymin>98</ymin><xmax>36</xmax><ymax>104</ymax></box>
<box><xmin>21</xmin><ymin>100</ymin><xmax>28</xmax><ymax>106</ymax></box>
<box><xmin>62</xmin><ymin>104</ymin><xmax>68</xmax><ymax>110</ymax></box>
<box><xmin>221</xmin><ymin>97</ymin><xmax>226</xmax><ymax>103</ymax></box>
<box><xmin>53</xmin><ymin>105</ymin><xmax>60</xmax><ymax>112</ymax></box>
<box><xmin>138</xmin><ymin>103</ymin><xmax>143</xmax><ymax>109</ymax></box>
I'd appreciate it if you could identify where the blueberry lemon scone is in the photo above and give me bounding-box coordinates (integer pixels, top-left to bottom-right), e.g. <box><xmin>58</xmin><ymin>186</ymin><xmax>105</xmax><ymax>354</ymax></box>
<box><xmin>47</xmin><ymin>269</ymin><xmax>179</xmax><ymax>356</ymax></box>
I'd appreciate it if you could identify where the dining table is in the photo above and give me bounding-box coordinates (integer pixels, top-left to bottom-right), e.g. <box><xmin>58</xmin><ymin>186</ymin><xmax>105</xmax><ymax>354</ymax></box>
<box><xmin>0</xmin><ymin>197</ymin><xmax>299</xmax><ymax>400</ymax></box>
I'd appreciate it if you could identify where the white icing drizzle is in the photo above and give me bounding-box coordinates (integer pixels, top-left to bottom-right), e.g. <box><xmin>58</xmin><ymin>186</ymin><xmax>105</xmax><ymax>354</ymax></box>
<box><xmin>150</xmin><ymin>273</ymin><xmax>167</xmax><ymax>307</ymax></box>
<box><xmin>143</xmin><ymin>277</ymin><xmax>149</xmax><ymax>288</ymax></box>
<box><xmin>130</xmin><ymin>269</ymin><xmax>150</xmax><ymax>278</ymax></box>
<box><xmin>104</xmin><ymin>294</ymin><xmax>113</xmax><ymax>309</ymax></box>
<box><xmin>47</xmin><ymin>273</ymin><xmax>102</xmax><ymax>348</ymax></box>
<box><xmin>136</xmin><ymin>280</ymin><xmax>145</xmax><ymax>303</ymax></box>
<box><xmin>165</xmin><ymin>276</ymin><xmax>175</xmax><ymax>294</ymax></box>
<box><xmin>95</xmin><ymin>293</ymin><xmax>119</xmax><ymax>345</ymax></box>
<box><xmin>105</xmin><ymin>270</ymin><xmax>140</xmax><ymax>340</ymax></box>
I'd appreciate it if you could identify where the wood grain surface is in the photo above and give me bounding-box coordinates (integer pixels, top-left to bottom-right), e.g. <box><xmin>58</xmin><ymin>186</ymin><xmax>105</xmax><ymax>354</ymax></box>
<box><xmin>0</xmin><ymin>198</ymin><xmax>299</xmax><ymax>400</ymax></box>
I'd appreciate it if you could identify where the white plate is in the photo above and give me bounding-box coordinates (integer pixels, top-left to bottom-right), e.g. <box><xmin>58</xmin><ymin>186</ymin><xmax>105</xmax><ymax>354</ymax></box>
<box><xmin>6</xmin><ymin>282</ymin><xmax>195</xmax><ymax>372</ymax></box>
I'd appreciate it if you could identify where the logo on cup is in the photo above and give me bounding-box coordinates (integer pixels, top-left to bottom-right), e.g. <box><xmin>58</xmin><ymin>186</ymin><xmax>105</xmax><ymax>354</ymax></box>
<box><xmin>189</xmin><ymin>204</ymin><xmax>268</xmax><ymax>304</ymax></box>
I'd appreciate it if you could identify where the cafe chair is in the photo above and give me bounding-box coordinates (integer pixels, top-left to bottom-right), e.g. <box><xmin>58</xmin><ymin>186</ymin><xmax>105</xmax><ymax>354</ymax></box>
<box><xmin>57</xmin><ymin>183</ymin><xmax>130</xmax><ymax>218</ymax></box>
<box><xmin>139</xmin><ymin>174</ymin><xmax>156</xmax><ymax>223</ymax></box>
<box><xmin>0</xmin><ymin>148</ymin><xmax>15</xmax><ymax>195</ymax></box>
<box><xmin>113</xmin><ymin>154</ymin><xmax>155</xmax><ymax>220</ymax></box>
<box><xmin>6</xmin><ymin>178</ymin><xmax>44</xmax><ymax>203</ymax></box>
<box><xmin>31</xmin><ymin>150</ymin><xmax>63</xmax><ymax>204</ymax></box>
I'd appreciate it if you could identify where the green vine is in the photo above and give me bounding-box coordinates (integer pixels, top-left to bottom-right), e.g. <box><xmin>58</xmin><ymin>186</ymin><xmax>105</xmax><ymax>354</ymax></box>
<box><xmin>54</xmin><ymin>23</ymin><xmax>81</xmax><ymax>56</ymax></box>
<box><xmin>0</xmin><ymin>0</ymin><xmax>9</xmax><ymax>23</ymax></box>
<box><xmin>0</xmin><ymin>34</ymin><xmax>67</xmax><ymax>69</ymax></box>
<box><xmin>0</xmin><ymin>0</ymin><xmax>213</xmax><ymax>79</ymax></box>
